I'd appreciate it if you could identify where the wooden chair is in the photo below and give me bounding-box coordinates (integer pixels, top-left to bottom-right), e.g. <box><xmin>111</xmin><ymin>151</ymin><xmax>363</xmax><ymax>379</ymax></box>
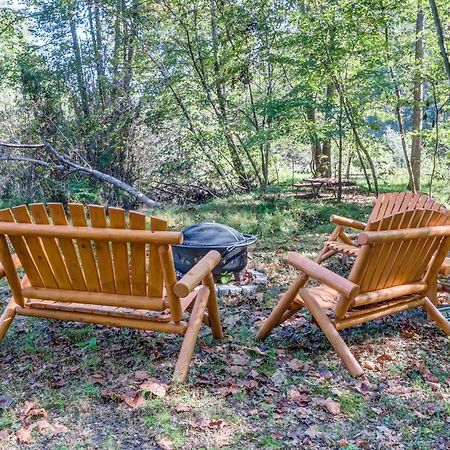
<box><xmin>257</xmin><ymin>208</ymin><xmax>450</xmax><ymax>376</ymax></box>
<box><xmin>317</xmin><ymin>192</ymin><xmax>447</xmax><ymax>264</ymax></box>
<box><xmin>0</xmin><ymin>203</ymin><xmax>224</xmax><ymax>383</ymax></box>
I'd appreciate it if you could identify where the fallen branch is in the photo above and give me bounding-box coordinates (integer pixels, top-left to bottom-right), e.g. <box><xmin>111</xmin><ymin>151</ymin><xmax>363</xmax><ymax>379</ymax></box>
<box><xmin>0</xmin><ymin>141</ymin><xmax>160</xmax><ymax>208</ymax></box>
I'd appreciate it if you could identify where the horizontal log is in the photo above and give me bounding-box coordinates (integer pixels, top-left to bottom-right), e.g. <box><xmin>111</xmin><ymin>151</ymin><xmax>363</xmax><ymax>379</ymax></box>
<box><xmin>288</xmin><ymin>252</ymin><xmax>360</xmax><ymax>299</ymax></box>
<box><xmin>353</xmin><ymin>282</ymin><xmax>428</xmax><ymax>307</ymax></box>
<box><xmin>22</xmin><ymin>287</ymin><xmax>168</xmax><ymax>310</ymax></box>
<box><xmin>336</xmin><ymin>298</ymin><xmax>424</xmax><ymax>330</ymax></box>
<box><xmin>16</xmin><ymin>306</ymin><xmax>187</xmax><ymax>335</ymax></box>
<box><xmin>0</xmin><ymin>222</ymin><xmax>183</xmax><ymax>245</ymax></box>
<box><xmin>358</xmin><ymin>225</ymin><xmax>450</xmax><ymax>245</ymax></box>
<box><xmin>174</xmin><ymin>250</ymin><xmax>221</xmax><ymax>297</ymax></box>
<box><xmin>330</xmin><ymin>215</ymin><xmax>367</xmax><ymax>230</ymax></box>
<box><xmin>0</xmin><ymin>254</ymin><xmax>22</xmax><ymax>279</ymax></box>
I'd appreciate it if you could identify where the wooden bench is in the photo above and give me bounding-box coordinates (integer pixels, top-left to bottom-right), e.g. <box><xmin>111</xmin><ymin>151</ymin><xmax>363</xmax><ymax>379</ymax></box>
<box><xmin>0</xmin><ymin>203</ymin><xmax>224</xmax><ymax>382</ymax></box>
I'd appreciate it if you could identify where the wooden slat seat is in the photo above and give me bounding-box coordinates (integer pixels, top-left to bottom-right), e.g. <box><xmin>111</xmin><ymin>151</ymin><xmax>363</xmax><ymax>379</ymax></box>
<box><xmin>258</xmin><ymin>208</ymin><xmax>450</xmax><ymax>377</ymax></box>
<box><xmin>323</xmin><ymin>242</ymin><xmax>360</xmax><ymax>256</ymax></box>
<box><xmin>0</xmin><ymin>203</ymin><xmax>224</xmax><ymax>382</ymax></box>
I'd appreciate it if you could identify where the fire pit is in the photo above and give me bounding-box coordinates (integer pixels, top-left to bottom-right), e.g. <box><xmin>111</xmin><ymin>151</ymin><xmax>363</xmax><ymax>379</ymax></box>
<box><xmin>172</xmin><ymin>222</ymin><xmax>257</xmax><ymax>276</ymax></box>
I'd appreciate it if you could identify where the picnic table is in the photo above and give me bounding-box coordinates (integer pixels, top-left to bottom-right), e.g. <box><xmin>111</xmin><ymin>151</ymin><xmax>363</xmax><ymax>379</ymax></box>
<box><xmin>294</xmin><ymin>177</ymin><xmax>360</xmax><ymax>198</ymax></box>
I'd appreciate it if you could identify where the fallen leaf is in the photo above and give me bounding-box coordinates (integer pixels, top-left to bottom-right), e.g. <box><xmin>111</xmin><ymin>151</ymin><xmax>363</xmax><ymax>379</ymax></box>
<box><xmin>123</xmin><ymin>391</ymin><xmax>145</xmax><ymax>408</ymax></box>
<box><xmin>287</xmin><ymin>389</ymin><xmax>309</xmax><ymax>405</ymax></box>
<box><xmin>36</xmin><ymin>420</ymin><xmax>52</xmax><ymax>434</ymax></box>
<box><xmin>175</xmin><ymin>405</ymin><xmax>192</xmax><ymax>413</ymax></box>
<box><xmin>287</xmin><ymin>359</ymin><xmax>304</xmax><ymax>370</ymax></box>
<box><xmin>217</xmin><ymin>384</ymin><xmax>242</xmax><ymax>396</ymax></box>
<box><xmin>157</xmin><ymin>438</ymin><xmax>173</xmax><ymax>450</ymax></box>
<box><xmin>319</xmin><ymin>397</ymin><xmax>341</xmax><ymax>415</ymax></box>
<box><xmin>416</xmin><ymin>362</ymin><xmax>439</xmax><ymax>383</ymax></box>
<box><xmin>22</xmin><ymin>401</ymin><xmax>47</xmax><ymax>421</ymax></box>
<box><xmin>140</xmin><ymin>379</ymin><xmax>168</xmax><ymax>398</ymax></box>
<box><xmin>134</xmin><ymin>370</ymin><xmax>150</xmax><ymax>381</ymax></box>
<box><xmin>16</xmin><ymin>426</ymin><xmax>33</xmax><ymax>443</ymax></box>
<box><xmin>100</xmin><ymin>388</ymin><xmax>123</xmax><ymax>402</ymax></box>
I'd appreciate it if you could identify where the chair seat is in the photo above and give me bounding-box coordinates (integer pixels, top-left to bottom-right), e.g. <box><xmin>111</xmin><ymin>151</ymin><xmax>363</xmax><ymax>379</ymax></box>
<box><xmin>294</xmin><ymin>284</ymin><xmax>422</xmax><ymax>320</ymax></box>
<box><xmin>324</xmin><ymin>241</ymin><xmax>360</xmax><ymax>256</ymax></box>
<box><xmin>294</xmin><ymin>285</ymin><xmax>338</xmax><ymax>312</ymax></box>
<box><xmin>22</xmin><ymin>291</ymin><xmax>198</xmax><ymax>323</ymax></box>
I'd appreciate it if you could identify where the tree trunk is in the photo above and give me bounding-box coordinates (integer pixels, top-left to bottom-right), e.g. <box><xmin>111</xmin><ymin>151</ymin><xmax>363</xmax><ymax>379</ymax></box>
<box><xmin>67</xmin><ymin>0</ymin><xmax>89</xmax><ymax>118</ymax></box>
<box><xmin>429</xmin><ymin>0</ymin><xmax>450</xmax><ymax>84</ymax></box>
<box><xmin>410</xmin><ymin>3</ymin><xmax>425</xmax><ymax>192</ymax></box>
<box><xmin>322</xmin><ymin>84</ymin><xmax>334</xmax><ymax>177</ymax></box>
<box><xmin>87</xmin><ymin>0</ymin><xmax>106</xmax><ymax>105</ymax></box>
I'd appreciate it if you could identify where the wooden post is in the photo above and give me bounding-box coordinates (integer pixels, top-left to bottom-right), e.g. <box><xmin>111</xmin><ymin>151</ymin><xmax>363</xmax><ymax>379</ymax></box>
<box><xmin>301</xmin><ymin>291</ymin><xmax>364</xmax><ymax>377</ymax></box>
<box><xmin>0</xmin><ymin>298</ymin><xmax>17</xmax><ymax>342</ymax></box>
<box><xmin>203</xmin><ymin>273</ymin><xmax>223</xmax><ymax>339</ymax></box>
<box><xmin>256</xmin><ymin>273</ymin><xmax>308</xmax><ymax>341</ymax></box>
<box><xmin>423</xmin><ymin>297</ymin><xmax>450</xmax><ymax>334</ymax></box>
<box><xmin>0</xmin><ymin>236</ymin><xmax>25</xmax><ymax>307</ymax></box>
<box><xmin>173</xmin><ymin>286</ymin><xmax>210</xmax><ymax>383</ymax></box>
<box><xmin>159</xmin><ymin>245</ymin><xmax>183</xmax><ymax>323</ymax></box>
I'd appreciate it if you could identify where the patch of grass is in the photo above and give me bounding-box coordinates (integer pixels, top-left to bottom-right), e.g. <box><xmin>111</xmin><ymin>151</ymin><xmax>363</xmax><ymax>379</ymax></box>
<box><xmin>339</xmin><ymin>392</ymin><xmax>370</xmax><ymax>418</ymax></box>
<box><xmin>259</xmin><ymin>435</ymin><xmax>283</xmax><ymax>449</ymax></box>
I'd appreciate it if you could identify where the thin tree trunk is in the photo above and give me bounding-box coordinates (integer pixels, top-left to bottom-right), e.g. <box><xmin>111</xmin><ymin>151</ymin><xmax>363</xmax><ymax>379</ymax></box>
<box><xmin>322</xmin><ymin>84</ymin><xmax>334</xmax><ymax>177</ymax></box>
<box><xmin>384</xmin><ymin>24</ymin><xmax>415</xmax><ymax>191</ymax></box>
<box><xmin>337</xmin><ymin>96</ymin><xmax>343</xmax><ymax>201</ymax></box>
<box><xmin>67</xmin><ymin>0</ymin><xmax>89</xmax><ymax>119</ymax></box>
<box><xmin>429</xmin><ymin>0</ymin><xmax>450</xmax><ymax>84</ymax></box>
<box><xmin>429</xmin><ymin>83</ymin><xmax>439</xmax><ymax>195</ymax></box>
<box><xmin>410</xmin><ymin>3</ymin><xmax>425</xmax><ymax>192</ymax></box>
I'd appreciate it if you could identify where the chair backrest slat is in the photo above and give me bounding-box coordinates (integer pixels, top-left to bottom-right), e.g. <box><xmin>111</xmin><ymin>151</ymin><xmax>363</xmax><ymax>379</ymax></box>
<box><xmin>355</xmin><ymin>209</ymin><xmax>450</xmax><ymax>294</ymax></box>
<box><xmin>47</xmin><ymin>203</ymin><xmax>87</xmax><ymax>290</ymax></box>
<box><xmin>68</xmin><ymin>203</ymin><xmax>102</xmax><ymax>292</ymax></box>
<box><xmin>11</xmin><ymin>205</ymin><xmax>58</xmax><ymax>289</ymax></box>
<box><xmin>89</xmin><ymin>205</ymin><xmax>116</xmax><ymax>294</ymax></box>
<box><xmin>148</xmin><ymin>216</ymin><xmax>167</xmax><ymax>297</ymax></box>
<box><xmin>129</xmin><ymin>211</ymin><xmax>147</xmax><ymax>296</ymax></box>
<box><xmin>28</xmin><ymin>203</ymin><xmax>73</xmax><ymax>290</ymax></box>
<box><xmin>0</xmin><ymin>203</ymin><xmax>184</xmax><ymax>319</ymax></box>
<box><xmin>368</xmin><ymin>192</ymin><xmax>446</xmax><ymax>224</ymax></box>
<box><xmin>0</xmin><ymin>208</ymin><xmax>43</xmax><ymax>287</ymax></box>
<box><xmin>109</xmin><ymin>207</ymin><xmax>131</xmax><ymax>295</ymax></box>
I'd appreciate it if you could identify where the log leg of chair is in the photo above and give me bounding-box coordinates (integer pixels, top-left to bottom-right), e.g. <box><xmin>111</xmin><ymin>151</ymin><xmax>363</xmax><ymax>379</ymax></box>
<box><xmin>302</xmin><ymin>292</ymin><xmax>364</xmax><ymax>377</ymax></box>
<box><xmin>203</xmin><ymin>273</ymin><xmax>224</xmax><ymax>340</ymax></box>
<box><xmin>173</xmin><ymin>287</ymin><xmax>210</xmax><ymax>383</ymax></box>
<box><xmin>256</xmin><ymin>274</ymin><xmax>308</xmax><ymax>341</ymax></box>
<box><xmin>423</xmin><ymin>297</ymin><xmax>450</xmax><ymax>335</ymax></box>
<box><xmin>428</xmin><ymin>276</ymin><xmax>438</xmax><ymax>305</ymax></box>
<box><xmin>0</xmin><ymin>299</ymin><xmax>17</xmax><ymax>342</ymax></box>
<box><xmin>278</xmin><ymin>306</ymin><xmax>303</xmax><ymax>325</ymax></box>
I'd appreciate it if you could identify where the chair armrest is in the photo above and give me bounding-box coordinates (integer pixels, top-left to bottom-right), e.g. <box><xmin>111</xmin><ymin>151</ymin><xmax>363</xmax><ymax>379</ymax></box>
<box><xmin>330</xmin><ymin>215</ymin><xmax>366</xmax><ymax>230</ymax></box>
<box><xmin>288</xmin><ymin>252</ymin><xmax>360</xmax><ymax>299</ymax></box>
<box><xmin>0</xmin><ymin>254</ymin><xmax>22</xmax><ymax>280</ymax></box>
<box><xmin>173</xmin><ymin>250</ymin><xmax>221</xmax><ymax>297</ymax></box>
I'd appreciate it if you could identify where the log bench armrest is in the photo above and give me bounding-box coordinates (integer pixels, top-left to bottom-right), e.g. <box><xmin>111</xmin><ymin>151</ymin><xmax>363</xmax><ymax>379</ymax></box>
<box><xmin>174</xmin><ymin>251</ymin><xmax>221</xmax><ymax>298</ymax></box>
<box><xmin>330</xmin><ymin>215</ymin><xmax>366</xmax><ymax>230</ymax></box>
<box><xmin>288</xmin><ymin>252</ymin><xmax>360</xmax><ymax>299</ymax></box>
<box><xmin>0</xmin><ymin>254</ymin><xmax>22</xmax><ymax>280</ymax></box>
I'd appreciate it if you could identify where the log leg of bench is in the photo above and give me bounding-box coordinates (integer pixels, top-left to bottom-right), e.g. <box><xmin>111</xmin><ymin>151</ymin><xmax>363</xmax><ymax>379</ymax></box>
<box><xmin>0</xmin><ymin>299</ymin><xmax>17</xmax><ymax>342</ymax></box>
<box><xmin>423</xmin><ymin>297</ymin><xmax>450</xmax><ymax>335</ymax></box>
<box><xmin>257</xmin><ymin>274</ymin><xmax>308</xmax><ymax>341</ymax></box>
<box><xmin>302</xmin><ymin>291</ymin><xmax>364</xmax><ymax>377</ymax></box>
<box><xmin>203</xmin><ymin>274</ymin><xmax>224</xmax><ymax>340</ymax></box>
<box><xmin>173</xmin><ymin>287</ymin><xmax>210</xmax><ymax>383</ymax></box>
